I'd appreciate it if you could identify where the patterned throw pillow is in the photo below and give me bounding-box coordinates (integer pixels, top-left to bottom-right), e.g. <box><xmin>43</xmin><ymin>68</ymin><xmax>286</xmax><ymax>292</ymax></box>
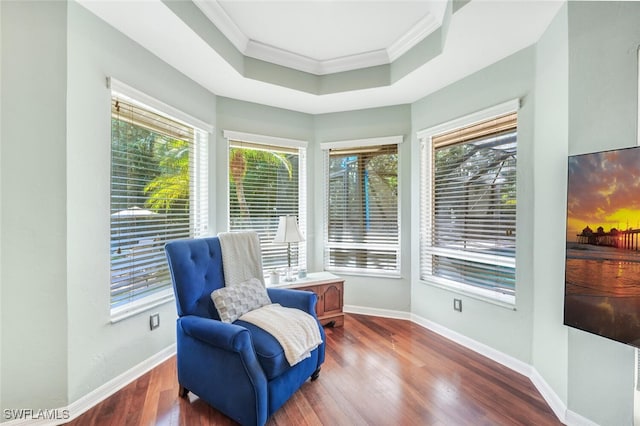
<box><xmin>211</xmin><ymin>277</ymin><xmax>272</xmax><ymax>323</ymax></box>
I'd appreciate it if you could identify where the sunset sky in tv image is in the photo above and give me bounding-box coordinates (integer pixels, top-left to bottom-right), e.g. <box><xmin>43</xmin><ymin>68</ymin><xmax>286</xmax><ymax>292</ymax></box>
<box><xmin>566</xmin><ymin>147</ymin><xmax>640</xmax><ymax>242</ymax></box>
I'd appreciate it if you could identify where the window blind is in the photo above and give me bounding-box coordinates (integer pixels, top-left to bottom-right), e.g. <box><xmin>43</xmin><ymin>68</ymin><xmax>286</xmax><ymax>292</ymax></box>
<box><xmin>110</xmin><ymin>95</ymin><xmax>208</xmax><ymax>309</ymax></box>
<box><xmin>421</xmin><ymin>111</ymin><xmax>517</xmax><ymax>297</ymax></box>
<box><xmin>325</xmin><ymin>143</ymin><xmax>399</xmax><ymax>274</ymax></box>
<box><xmin>228</xmin><ymin>140</ymin><xmax>306</xmax><ymax>273</ymax></box>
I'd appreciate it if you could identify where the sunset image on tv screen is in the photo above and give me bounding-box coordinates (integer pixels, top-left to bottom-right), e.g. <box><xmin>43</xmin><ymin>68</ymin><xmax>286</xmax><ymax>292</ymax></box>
<box><xmin>565</xmin><ymin>146</ymin><xmax>640</xmax><ymax>348</ymax></box>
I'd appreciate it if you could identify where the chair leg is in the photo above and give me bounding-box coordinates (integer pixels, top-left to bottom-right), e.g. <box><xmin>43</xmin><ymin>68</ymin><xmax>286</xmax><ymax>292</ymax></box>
<box><xmin>310</xmin><ymin>367</ymin><xmax>321</xmax><ymax>381</ymax></box>
<box><xmin>178</xmin><ymin>385</ymin><xmax>189</xmax><ymax>398</ymax></box>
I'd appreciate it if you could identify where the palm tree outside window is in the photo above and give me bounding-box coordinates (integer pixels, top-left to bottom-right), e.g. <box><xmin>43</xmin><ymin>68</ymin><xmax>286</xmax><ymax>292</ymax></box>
<box><xmin>226</xmin><ymin>134</ymin><xmax>307</xmax><ymax>275</ymax></box>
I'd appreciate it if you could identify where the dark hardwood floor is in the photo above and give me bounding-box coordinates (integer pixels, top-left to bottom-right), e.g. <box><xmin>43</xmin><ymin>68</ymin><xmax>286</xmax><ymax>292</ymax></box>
<box><xmin>65</xmin><ymin>314</ymin><xmax>561</xmax><ymax>425</ymax></box>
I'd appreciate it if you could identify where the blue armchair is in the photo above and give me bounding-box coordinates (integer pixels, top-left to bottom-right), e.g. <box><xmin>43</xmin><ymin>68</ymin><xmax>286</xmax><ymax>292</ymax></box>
<box><xmin>164</xmin><ymin>237</ymin><xmax>325</xmax><ymax>426</ymax></box>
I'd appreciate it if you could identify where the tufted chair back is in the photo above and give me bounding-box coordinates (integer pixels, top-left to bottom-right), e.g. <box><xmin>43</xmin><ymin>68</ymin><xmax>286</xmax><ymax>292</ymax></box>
<box><xmin>165</xmin><ymin>237</ymin><xmax>225</xmax><ymax>320</ymax></box>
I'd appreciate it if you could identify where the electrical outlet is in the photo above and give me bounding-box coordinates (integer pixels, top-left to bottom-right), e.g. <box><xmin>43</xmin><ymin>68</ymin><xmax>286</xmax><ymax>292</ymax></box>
<box><xmin>150</xmin><ymin>313</ymin><xmax>160</xmax><ymax>330</ymax></box>
<box><xmin>453</xmin><ymin>298</ymin><xmax>462</xmax><ymax>312</ymax></box>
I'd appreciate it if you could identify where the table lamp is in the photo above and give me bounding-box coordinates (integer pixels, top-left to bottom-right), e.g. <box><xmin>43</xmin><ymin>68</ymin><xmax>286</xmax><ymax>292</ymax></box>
<box><xmin>273</xmin><ymin>215</ymin><xmax>304</xmax><ymax>281</ymax></box>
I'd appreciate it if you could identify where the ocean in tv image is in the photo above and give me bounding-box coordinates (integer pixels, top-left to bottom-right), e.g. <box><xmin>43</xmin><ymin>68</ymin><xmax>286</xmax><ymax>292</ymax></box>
<box><xmin>565</xmin><ymin>146</ymin><xmax>640</xmax><ymax>348</ymax></box>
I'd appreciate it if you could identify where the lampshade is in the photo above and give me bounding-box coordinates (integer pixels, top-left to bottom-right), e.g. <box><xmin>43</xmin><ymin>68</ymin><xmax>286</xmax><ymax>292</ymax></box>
<box><xmin>273</xmin><ymin>216</ymin><xmax>304</xmax><ymax>243</ymax></box>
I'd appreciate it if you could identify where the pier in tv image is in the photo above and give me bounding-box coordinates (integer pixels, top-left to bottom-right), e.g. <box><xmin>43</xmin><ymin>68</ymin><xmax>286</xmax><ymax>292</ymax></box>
<box><xmin>565</xmin><ymin>146</ymin><xmax>640</xmax><ymax>348</ymax></box>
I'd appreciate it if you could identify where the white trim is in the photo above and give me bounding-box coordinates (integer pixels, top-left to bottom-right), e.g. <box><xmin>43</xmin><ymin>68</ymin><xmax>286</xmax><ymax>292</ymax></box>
<box><xmin>416</xmin><ymin>98</ymin><xmax>520</xmax><ymax>140</ymax></box>
<box><xmin>244</xmin><ymin>40</ymin><xmax>326</xmax><ymax>75</ymax></box>
<box><xmin>322</xmin><ymin>138</ymin><xmax>402</xmax><ymax>275</ymax></box>
<box><xmin>387</xmin><ymin>12</ymin><xmax>440</xmax><ymax>62</ymax></box>
<box><xmin>343</xmin><ymin>304</ymin><xmax>411</xmax><ymax>320</ymax></box>
<box><xmin>245</xmin><ymin>40</ymin><xmax>391</xmax><ymax>76</ymax></box>
<box><xmin>223</xmin><ymin>130</ymin><xmax>308</xmax><ymax>149</ymax></box>
<box><xmin>66</xmin><ymin>344</ymin><xmax>176</xmax><ymax>422</ymax></box>
<box><xmin>420</xmin><ymin>277</ymin><xmax>516</xmax><ymax>309</ymax></box>
<box><xmin>108</xmin><ymin>77</ymin><xmax>214</xmax><ymax>133</ymax></box>
<box><xmin>530</xmin><ymin>369</ymin><xmax>569</xmax><ymax>424</ymax></box>
<box><xmin>2</xmin><ymin>345</ymin><xmax>176</xmax><ymax>426</ymax></box>
<box><xmin>193</xmin><ymin>0</ymin><xmax>249</xmax><ymax>52</ymax></box>
<box><xmin>192</xmin><ymin>0</ymin><xmax>444</xmax><ymax>76</ymax></box>
<box><xmin>320</xmin><ymin>135</ymin><xmax>404</xmax><ymax>151</ymax></box>
<box><xmin>16</xmin><ymin>309</ymin><xmax>594</xmax><ymax>426</ymax></box>
<box><xmin>417</xmin><ymin>100</ymin><xmax>519</xmax><ymax>307</ymax></box>
<box><xmin>410</xmin><ymin>313</ymin><xmax>533</xmax><ymax>377</ymax></box>
<box><xmin>318</xmin><ymin>49</ymin><xmax>389</xmax><ymax>75</ymax></box>
<box><xmin>110</xmin><ymin>288</ymin><xmax>175</xmax><ymax>323</ymax></box>
<box><xmin>565</xmin><ymin>410</ymin><xmax>601</xmax><ymax>426</ymax></box>
<box><xmin>330</xmin><ymin>269</ymin><xmax>402</xmax><ymax>279</ymax></box>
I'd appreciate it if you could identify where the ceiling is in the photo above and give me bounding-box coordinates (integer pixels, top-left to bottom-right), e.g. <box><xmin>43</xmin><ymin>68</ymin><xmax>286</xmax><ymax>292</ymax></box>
<box><xmin>195</xmin><ymin>0</ymin><xmax>447</xmax><ymax>74</ymax></box>
<box><xmin>78</xmin><ymin>0</ymin><xmax>564</xmax><ymax>115</ymax></box>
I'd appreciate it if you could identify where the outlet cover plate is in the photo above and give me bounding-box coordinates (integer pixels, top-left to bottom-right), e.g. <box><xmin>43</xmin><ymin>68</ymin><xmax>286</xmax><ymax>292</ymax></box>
<box><xmin>150</xmin><ymin>313</ymin><xmax>160</xmax><ymax>330</ymax></box>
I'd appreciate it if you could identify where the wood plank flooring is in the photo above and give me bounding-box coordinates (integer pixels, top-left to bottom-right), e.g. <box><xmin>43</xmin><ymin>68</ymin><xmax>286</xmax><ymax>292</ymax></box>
<box><xmin>65</xmin><ymin>314</ymin><xmax>561</xmax><ymax>425</ymax></box>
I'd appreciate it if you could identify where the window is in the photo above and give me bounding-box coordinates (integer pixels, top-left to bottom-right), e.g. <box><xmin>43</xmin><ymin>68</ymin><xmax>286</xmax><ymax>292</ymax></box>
<box><xmin>225</xmin><ymin>131</ymin><xmax>307</xmax><ymax>274</ymax></box>
<box><xmin>110</xmin><ymin>81</ymin><xmax>209</xmax><ymax>316</ymax></box>
<box><xmin>419</xmin><ymin>100</ymin><xmax>518</xmax><ymax>303</ymax></box>
<box><xmin>322</xmin><ymin>136</ymin><xmax>402</xmax><ymax>275</ymax></box>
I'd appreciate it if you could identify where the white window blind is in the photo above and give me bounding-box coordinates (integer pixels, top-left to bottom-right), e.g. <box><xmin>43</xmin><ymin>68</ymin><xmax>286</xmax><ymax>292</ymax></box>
<box><xmin>110</xmin><ymin>94</ymin><xmax>208</xmax><ymax>310</ymax></box>
<box><xmin>227</xmin><ymin>137</ymin><xmax>307</xmax><ymax>273</ymax></box>
<box><xmin>324</xmin><ymin>140</ymin><xmax>400</xmax><ymax>275</ymax></box>
<box><xmin>420</xmin><ymin>107</ymin><xmax>517</xmax><ymax>301</ymax></box>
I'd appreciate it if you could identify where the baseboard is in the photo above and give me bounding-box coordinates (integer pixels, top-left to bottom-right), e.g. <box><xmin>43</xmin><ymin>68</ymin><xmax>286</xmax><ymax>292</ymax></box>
<box><xmin>1</xmin><ymin>344</ymin><xmax>176</xmax><ymax>426</ymax></box>
<box><xmin>529</xmin><ymin>368</ymin><xmax>568</xmax><ymax>423</ymax></box>
<box><xmin>409</xmin><ymin>313</ymin><xmax>533</xmax><ymax>378</ymax></box>
<box><xmin>66</xmin><ymin>344</ymin><xmax>176</xmax><ymax>421</ymax></box>
<box><xmin>564</xmin><ymin>410</ymin><xmax>601</xmax><ymax>426</ymax></box>
<box><xmin>346</xmin><ymin>305</ymin><xmax>577</xmax><ymax>425</ymax></box>
<box><xmin>4</xmin><ymin>310</ymin><xmax>595</xmax><ymax>426</ymax></box>
<box><xmin>343</xmin><ymin>304</ymin><xmax>412</xmax><ymax>320</ymax></box>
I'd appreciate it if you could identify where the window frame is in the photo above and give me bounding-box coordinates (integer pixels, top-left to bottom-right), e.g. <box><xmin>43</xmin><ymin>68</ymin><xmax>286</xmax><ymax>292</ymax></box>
<box><xmin>418</xmin><ymin>100</ymin><xmax>519</xmax><ymax>305</ymax></box>
<box><xmin>321</xmin><ymin>135</ymin><xmax>403</xmax><ymax>277</ymax></box>
<box><xmin>109</xmin><ymin>78</ymin><xmax>212</xmax><ymax>322</ymax></box>
<box><xmin>223</xmin><ymin>130</ymin><xmax>308</xmax><ymax>277</ymax></box>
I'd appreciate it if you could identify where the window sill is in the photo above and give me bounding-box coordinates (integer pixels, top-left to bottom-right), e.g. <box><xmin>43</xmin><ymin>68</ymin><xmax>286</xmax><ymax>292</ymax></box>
<box><xmin>420</xmin><ymin>277</ymin><xmax>516</xmax><ymax>310</ymax></box>
<box><xmin>110</xmin><ymin>289</ymin><xmax>175</xmax><ymax>324</ymax></box>
<box><xmin>325</xmin><ymin>267</ymin><xmax>402</xmax><ymax>280</ymax></box>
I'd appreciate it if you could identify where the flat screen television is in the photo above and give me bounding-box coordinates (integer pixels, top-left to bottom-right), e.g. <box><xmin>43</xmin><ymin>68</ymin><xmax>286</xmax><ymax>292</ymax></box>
<box><xmin>565</xmin><ymin>146</ymin><xmax>640</xmax><ymax>348</ymax></box>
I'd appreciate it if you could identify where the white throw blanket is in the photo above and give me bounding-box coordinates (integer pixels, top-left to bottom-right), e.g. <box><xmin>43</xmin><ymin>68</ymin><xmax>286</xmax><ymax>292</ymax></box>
<box><xmin>218</xmin><ymin>231</ymin><xmax>264</xmax><ymax>286</ymax></box>
<box><xmin>240</xmin><ymin>304</ymin><xmax>323</xmax><ymax>366</ymax></box>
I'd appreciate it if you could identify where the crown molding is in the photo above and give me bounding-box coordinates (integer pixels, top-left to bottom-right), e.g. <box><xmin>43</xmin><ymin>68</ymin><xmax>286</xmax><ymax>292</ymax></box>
<box><xmin>319</xmin><ymin>49</ymin><xmax>390</xmax><ymax>75</ymax></box>
<box><xmin>387</xmin><ymin>12</ymin><xmax>440</xmax><ymax>62</ymax></box>
<box><xmin>193</xmin><ymin>0</ymin><xmax>248</xmax><ymax>52</ymax></box>
<box><xmin>245</xmin><ymin>40</ymin><xmax>390</xmax><ymax>75</ymax></box>
<box><xmin>193</xmin><ymin>0</ymin><xmax>443</xmax><ymax>75</ymax></box>
<box><xmin>244</xmin><ymin>40</ymin><xmax>322</xmax><ymax>74</ymax></box>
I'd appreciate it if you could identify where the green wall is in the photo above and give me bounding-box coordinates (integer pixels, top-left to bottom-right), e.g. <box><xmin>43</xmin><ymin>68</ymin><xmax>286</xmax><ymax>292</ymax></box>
<box><xmin>65</xmin><ymin>1</ymin><xmax>217</xmax><ymax>404</ymax></box>
<box><xmin>214</xmin><ymin>96</ymin><xmax>315</xmax><ymax>235</ymax></box>
<box><xmin>314</xmin><ymin>105</ymin><xmax>412</xmax><ymax>312</ymax></box>
<box><xmin>1</xmin><ymin>0</ymin><xmax>218</xmax><ymax>413</ymax></box>
<box><xmin>1</xmin><ymin>0</ymin><xmax>69</xmax><ymax>411</ymax></box>
<box><xmin>214</xmin><ymin>99</ymin><xmax>413</xmax><ymax>316</ymax></box>
<box><xmin>410</xmin><ymin>46</ymin><xmax>536</xmax><ymax>363</ymax></box>
<box><xmin>2</xmin><ymin>2</ymin><xmax>640</xmax><ymax>425</ymax></box>
<box><xmin>532</xmin><ymin>1</ymin><xmax>569</xmax><ymax>406</ymax></box>
<box><xmin>565</xmin><ymin>2</ymin><xmax>640</xmax><ymax>424</ymax></box>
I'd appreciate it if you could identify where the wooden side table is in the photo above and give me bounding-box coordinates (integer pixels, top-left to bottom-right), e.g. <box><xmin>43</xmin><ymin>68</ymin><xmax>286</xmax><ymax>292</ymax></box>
<box><xmin>267</xmin><ymin>272</ymin><xmax>344</xmax><ymax>327</ymax></box>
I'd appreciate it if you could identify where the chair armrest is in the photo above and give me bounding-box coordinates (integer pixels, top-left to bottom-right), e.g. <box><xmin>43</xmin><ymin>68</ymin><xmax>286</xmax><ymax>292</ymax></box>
<box><xmin>267</xmin><ymin>288</ymin><xmax>317</xmax><ymax>316</ymax></box>
<box><xmin>178</xmin><ymin>315</ymin><xmax>252</xmax><ymax>352</ymax></box>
